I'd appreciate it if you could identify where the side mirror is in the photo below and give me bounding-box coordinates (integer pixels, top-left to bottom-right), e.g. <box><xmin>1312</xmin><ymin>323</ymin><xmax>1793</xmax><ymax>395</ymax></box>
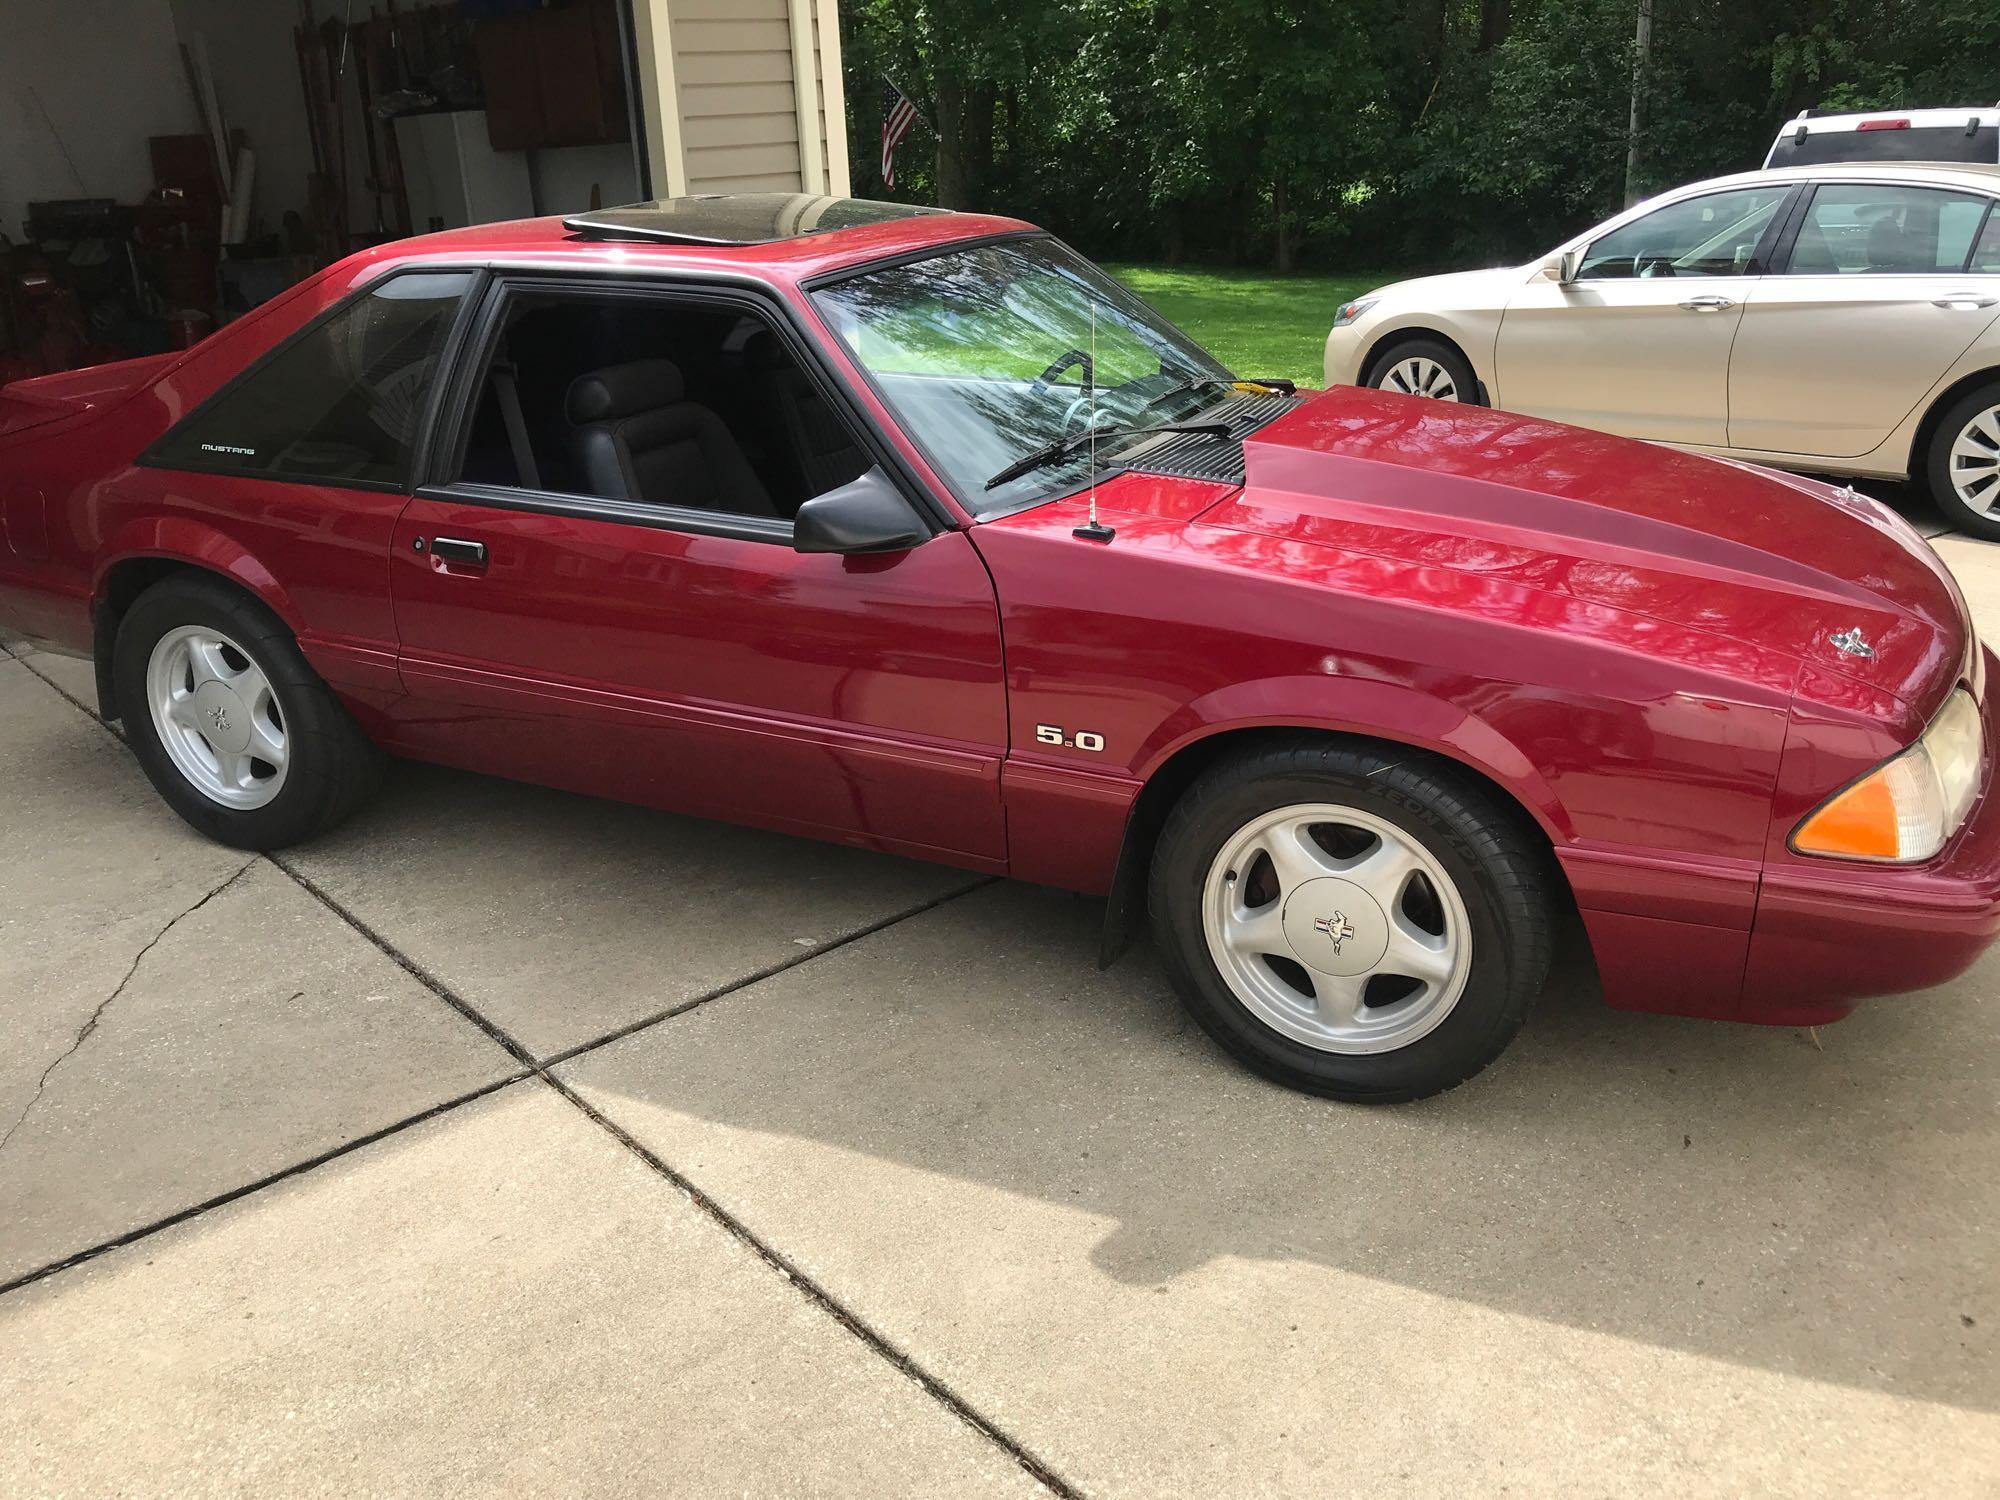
<box><xmin>1541</xmin><ymin>250</ymin><xmax>1582</xmax><ymax>284</ymax></box>
<box><xmin>792</xmin><ymin>467</ymin><xmax>928</xmax><ymax>555</ymax></box>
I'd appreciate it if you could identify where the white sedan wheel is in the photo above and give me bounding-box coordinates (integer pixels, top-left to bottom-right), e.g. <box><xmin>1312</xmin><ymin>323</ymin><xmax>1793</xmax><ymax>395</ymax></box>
<box><xmin>1948</xmin><ymin>399</ymin><xmax>2000</xmax><ymax>517</ymax></box>
<box><xmin>1374</xmin><ymin>355</ymin><xmax>1461</xmax><ymax>402</ymax></box>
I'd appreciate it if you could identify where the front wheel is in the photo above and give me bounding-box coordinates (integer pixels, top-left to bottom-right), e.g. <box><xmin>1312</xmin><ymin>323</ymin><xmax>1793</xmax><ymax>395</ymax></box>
<box><xmin>1149</xmin><ymin>740</ymin><xmax>1554</xmax><ymax>1102</ymax></box>
<box><xmin>113</xmin><ymin>573</ymin><xmax>383</xmax><ymax>850</ymax></box>
<box><xmin>1925</xmin><ymin>381</ymin><xmax>2000</xmax><ymax>541</ymax></box>
<box><xmin>1364</xmin><ymin>338</ymin><xmax>1479</xmax><ymax>405</ymax></box>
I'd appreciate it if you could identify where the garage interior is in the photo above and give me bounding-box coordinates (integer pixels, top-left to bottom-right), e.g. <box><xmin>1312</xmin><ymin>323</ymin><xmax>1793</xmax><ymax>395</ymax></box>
<box><xmin>1</xmin><ymin>0</ymin><xmax>645</xmax><ymax>381</ymax></box>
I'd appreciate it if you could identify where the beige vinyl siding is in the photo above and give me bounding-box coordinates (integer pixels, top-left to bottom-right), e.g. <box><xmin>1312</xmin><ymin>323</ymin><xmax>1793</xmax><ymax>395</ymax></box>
<box><xmin>671</xmin><ymin>0</ymin><xmax>802</xmax><ymax>192</ymax></box>
<box><xmin>810</xmin><ymin>0</ymin><xmax>848</xmax><ymax>194</ymax></box>
<box><xmin>812</xmin><ymin>4</ymin><xmax>830</xmax><ymax>181</ymax></box>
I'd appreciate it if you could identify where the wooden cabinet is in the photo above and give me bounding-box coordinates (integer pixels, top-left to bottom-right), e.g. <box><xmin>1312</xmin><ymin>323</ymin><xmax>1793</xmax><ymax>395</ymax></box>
<box><xmin>475</xmin><ymin>0</ymin><xmax>630</xmax><ymax>151</ymax></box>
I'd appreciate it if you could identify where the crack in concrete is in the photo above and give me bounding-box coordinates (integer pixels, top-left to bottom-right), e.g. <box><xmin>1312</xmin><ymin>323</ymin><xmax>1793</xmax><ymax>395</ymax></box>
<box><xmin>14</xmin><ymin>650</ymin><xmax>117</xmax><ymax>734</ymax></box>
<box><xmin>271</xmin><ymin>858</ymin><xmax>1073</xmax><ymax>1494</ymax></box>
<box><xmin>4</xmin><ymin>648</ymin><xmax>1079</xmax><ymax>1494</ymax></box>
<box><xmin>0</xmin><ymin>859</ymin><xmax>257</xmax><ymax>1160</ymax></box>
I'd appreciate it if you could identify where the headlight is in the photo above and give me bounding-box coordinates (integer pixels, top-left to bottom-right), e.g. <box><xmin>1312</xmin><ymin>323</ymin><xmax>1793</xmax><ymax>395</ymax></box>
<box><xmin>1792</xmin><ymin>688</ymin><xmax>1984</xmax><ymax>862</ymax></box>
<box><xmin>1333</xmin><ymin>295</ymin><xmax>1380</xmax><ymax>327</ymax></box>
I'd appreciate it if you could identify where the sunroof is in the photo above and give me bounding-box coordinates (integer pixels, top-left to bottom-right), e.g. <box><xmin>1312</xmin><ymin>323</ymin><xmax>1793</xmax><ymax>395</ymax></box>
<box><xmin>562</xmin><ymin>194</ymin><xmax>949</xmax><ymax>246</ymax></box>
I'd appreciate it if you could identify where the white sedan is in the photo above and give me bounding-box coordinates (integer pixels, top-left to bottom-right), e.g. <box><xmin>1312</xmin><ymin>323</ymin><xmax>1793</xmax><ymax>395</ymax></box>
<box><xmin>1324</xmin><ymin>163</ymin><xmax>2000</xmax><ymax>536</ymax></box>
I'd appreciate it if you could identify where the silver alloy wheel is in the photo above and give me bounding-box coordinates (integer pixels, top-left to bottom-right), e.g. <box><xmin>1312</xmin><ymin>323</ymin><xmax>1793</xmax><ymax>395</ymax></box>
<box><xmin>1949</xmin><ymin>400</ymin><xmax>2000</xmax><ymax>516</ymax></box>
<box><xmin>1201</xmin><ymin>804</ymin><xmax>1472</xmax><ymax>1054</ymax></box>
<box><xmin>1376</xmin><ymin>355</ymin><xmax>1460</xmax><ymax>402</ymax></box>
<box><xmin>146</xmin><ymin>625</ymin><xmax>290</xmax><ymax>810</ymax></box>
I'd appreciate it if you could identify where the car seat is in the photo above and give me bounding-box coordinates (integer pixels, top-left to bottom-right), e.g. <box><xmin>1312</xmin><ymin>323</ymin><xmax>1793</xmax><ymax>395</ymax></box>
<box><xmin>565</xmin><ymin>358</ymin><xmax>777</xmax><ymax>515</ymax></box>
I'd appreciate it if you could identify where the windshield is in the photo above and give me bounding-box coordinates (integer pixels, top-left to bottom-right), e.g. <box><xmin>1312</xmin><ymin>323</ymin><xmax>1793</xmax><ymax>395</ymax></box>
<box><xmin>809</xmin><ymin>236</ymin><xmax>1233</xmax><ymax>514</ymax></box>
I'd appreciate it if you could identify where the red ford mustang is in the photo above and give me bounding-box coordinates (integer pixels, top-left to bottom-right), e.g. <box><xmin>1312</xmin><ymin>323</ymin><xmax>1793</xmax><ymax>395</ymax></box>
<box><xmin>3</xmin><ymin>195</ymin><xmax>1996</xmax><ymax>1101</ymax></box>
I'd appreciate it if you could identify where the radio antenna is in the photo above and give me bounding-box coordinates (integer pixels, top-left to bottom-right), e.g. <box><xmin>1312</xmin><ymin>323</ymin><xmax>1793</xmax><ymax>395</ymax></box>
<box><xmin>1073</xmin><ymin>298</ymin><xmax>1115</xmax><ymax>543</ymax></box>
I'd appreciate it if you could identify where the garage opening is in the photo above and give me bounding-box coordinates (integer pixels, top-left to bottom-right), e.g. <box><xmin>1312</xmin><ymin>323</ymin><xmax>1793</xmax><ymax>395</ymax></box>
<box><xmin>2</xmin><ymin>0</ymin><xmax>644</xmax><ymax>381</ymax></box>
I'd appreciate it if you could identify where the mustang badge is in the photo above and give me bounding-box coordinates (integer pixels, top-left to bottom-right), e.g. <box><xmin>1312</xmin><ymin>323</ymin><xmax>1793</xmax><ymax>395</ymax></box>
<box><xmin>208</xmin><ymin>705</ymin><xmax>231</xmax><ymax>733</ymax></box>
<box><xmin>1312</xmin><ymin>911</ymin><xmax>1357</xmax><ymax>954</ymax></box>
<box><xmin>1829</xmin><ymin>627</ymin><xmax>1876</xmax><ymax>661</ymax></box>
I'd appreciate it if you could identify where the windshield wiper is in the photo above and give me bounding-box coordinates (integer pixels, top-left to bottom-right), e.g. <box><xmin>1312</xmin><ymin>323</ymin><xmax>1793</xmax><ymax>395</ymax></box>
<box><xmin>1141</xmin><ymin>374</ymin><xmax>1296</xmax><ymax>413</ymax></box>
<box><xmin>982</xmin><ymin>421</ymin><xmax>1233</xmax><ymax>491</ymax></box>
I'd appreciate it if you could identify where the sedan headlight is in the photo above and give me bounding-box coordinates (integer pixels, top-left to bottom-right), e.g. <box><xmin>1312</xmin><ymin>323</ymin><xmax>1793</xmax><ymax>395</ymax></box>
<box><xmin>1333</xmin><ymin>295</ymin><xmax>1380</xmax><ymax>327</ymax></box>
<box><xmin>1792</xmin><ymin>688</ymin><xmax>1984</xmax><ymax>862</ymax></box>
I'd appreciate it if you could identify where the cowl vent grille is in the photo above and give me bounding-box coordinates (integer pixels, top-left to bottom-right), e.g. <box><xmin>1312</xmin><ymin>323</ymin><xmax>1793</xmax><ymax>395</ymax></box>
<box><xmin>1122</xmin><ymin>393</ymin><xmax>1301</xmax><ymax>485</ymax></box>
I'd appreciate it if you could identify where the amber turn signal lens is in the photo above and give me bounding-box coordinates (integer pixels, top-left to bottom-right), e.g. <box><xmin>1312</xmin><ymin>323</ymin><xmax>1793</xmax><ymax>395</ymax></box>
<box><xmin>1792</xmin><ymin>771</ymin><xmax>1902</xmax><ymax>859</ymax></box>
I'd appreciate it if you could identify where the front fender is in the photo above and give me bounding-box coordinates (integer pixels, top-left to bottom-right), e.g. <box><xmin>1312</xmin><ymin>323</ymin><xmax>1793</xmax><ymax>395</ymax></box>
<box><xmin>1344</xmin><ymin>308</ymin><xmax>1504</xmax><ymax>398</ymax></box>
<box><xmin>1091</xmin><ymin>672</ymin><xmax>1574</xmax><ymax>970</ymax></box>
<box><xmin>1136</xmin><ymin>673</ymin><xmax>1574</xmax><ymax>843</ymax></box>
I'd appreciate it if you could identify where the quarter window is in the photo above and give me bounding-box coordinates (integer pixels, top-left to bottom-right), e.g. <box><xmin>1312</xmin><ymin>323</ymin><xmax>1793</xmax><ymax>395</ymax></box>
<box><xmin>1577</xmin><ymin>186</ymin><xmax>1792</xmax><ymax>280</ymax></box>
<box><xmin>1784</xmin><ymin>184</ymin><xmax>1996</xmax><ymax>275</ymax></box>
<box><xmin>148</xmin><ymin>272</ymin><xmax>472</xmax><ymax>486</ymax></box>
<box><xmin>1975</xmin><ymin>210</ymin><xmax>2000</xmax><ymax>273</ymax></box>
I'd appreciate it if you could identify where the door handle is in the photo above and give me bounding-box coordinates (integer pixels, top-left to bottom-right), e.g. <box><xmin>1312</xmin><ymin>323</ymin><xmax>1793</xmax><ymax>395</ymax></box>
<box><xmin>427</xmin><ymin>536</ymin><xmax>488</xmax><ymax>568</ymax></box>
<box><xmin>1933</xmin><ymin>293</ymin><xmax>1999</xmax><ymax>309</ymax></box>
<box><xmin>1678</xmin><ymin>295</ymin><xmax>1736</xmax><ymax>312</ymax></box>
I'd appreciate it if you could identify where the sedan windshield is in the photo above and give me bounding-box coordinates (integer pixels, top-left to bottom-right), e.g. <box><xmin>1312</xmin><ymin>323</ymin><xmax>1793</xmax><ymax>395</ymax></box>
<box><xmin>809</xmin><ymin>237</ymin><xmax>1234</xmax><ymax>514</ymax></box>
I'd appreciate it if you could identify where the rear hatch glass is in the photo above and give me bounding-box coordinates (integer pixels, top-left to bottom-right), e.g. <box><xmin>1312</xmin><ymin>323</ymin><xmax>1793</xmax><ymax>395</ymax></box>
<box><xmin>1768</xmin><ymin>124</ymin><xmax>2000</xmax><ymax>168</ymax></box>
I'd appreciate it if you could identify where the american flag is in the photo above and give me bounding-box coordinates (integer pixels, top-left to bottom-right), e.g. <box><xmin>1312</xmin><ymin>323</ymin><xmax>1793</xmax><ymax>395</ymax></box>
<box><xmin>881</xmin><ymin>79</ymin><xmax>919</xmax><ymax>190</ymax></box>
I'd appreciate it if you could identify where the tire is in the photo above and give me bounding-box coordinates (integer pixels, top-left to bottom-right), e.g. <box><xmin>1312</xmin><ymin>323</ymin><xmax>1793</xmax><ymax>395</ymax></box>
<box><xmin>1925</xmin><ymin>380</ymin><xmax>2000</xmax><ymax>542</ymax></box>
<box><xmin>113</xmin><ymin>572</ymin><xmax>383</xmax><ymax>850</ymax></box>
<box><xmin>1364</xmin><ymin>336</ymin><xmax>1481</xmax><ymax>405</ymax></box>
<box><xmin>1148</xmin><ymin>739</ymin><xmax>1554</xmax><ymax>1102</ymax></box>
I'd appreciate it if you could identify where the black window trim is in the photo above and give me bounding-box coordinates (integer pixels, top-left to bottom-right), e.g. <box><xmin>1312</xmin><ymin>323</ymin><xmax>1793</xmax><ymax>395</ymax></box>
<box><xmin>434</xmin><ymin>479</ymin><xmax>795</xmax><ymax>544</ymax></box>
<box><xmin>1576</xmin><ymin>183</ymin><xmax>1804</xmax><ymax>281</ymax></box>
<box><xmin>797</xmin><ymin>227</ymin><xmax>1049</xmax><ymax>294</ymax></box>
<box><xmin>137</xmin><ymin>266</ymin><xmax>490</xmax><ymax>492</ymax></box>
<box><xmin>414</xmin><ymin>266</ymin><xmax>956</xmax><ymax>547</ymax></box>
<box><xmin>1767</xmin><ymin>180</ymin><xmax>2000</xmax><ymax>277</ymax></box>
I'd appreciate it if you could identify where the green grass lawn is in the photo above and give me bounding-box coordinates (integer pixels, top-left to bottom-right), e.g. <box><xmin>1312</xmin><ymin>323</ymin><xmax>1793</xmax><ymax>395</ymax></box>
<box><xmin>1106</xmin><ymin>265</ymin><xmax>1395</xmax><ymax>391</ymax></box>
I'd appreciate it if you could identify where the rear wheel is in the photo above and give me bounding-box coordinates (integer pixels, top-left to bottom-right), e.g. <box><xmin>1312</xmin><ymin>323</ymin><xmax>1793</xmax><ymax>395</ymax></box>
<box><xmin>1364</xmin><ymin>337</ymin><xmax>1479</xmax><ymax>405</ymax></box>
<box><xmin>1149</xmin><ymin>740</ymin><xmax>1553</xmax><ymax>1102</ymax></box>
<box><xmin>113</xmin><ymin>573</ymin><xmax>382</xmax><ymax>849</ymax></box>
<box><xmin>1925</xmin><ymin>381</ymin><xmax>2000</xmax><ymax>541</ymax></box>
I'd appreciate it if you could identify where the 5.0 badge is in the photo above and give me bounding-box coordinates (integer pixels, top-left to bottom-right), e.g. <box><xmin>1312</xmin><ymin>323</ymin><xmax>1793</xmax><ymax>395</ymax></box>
<box><xmin>1035</xmin><ymin>724</ymin><xmax>1105</xmax><ymax>752</ymax></box>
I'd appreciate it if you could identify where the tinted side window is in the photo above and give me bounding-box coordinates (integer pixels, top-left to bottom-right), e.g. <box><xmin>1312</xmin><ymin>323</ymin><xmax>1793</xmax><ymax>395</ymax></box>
<box><xmin>150</xmin><ymin>272</ymin><xmax>472</xmax><ymax>486</ymax></box>
<box><xmin>449</xmin><ymin>288</ymin><xmax>870</xmax><ymax>524</ymax></box>
<box><xmin>1578</xmin><ymin>186</ymin><xmax>1791</xmax><ymax>280</ymax></box>
<box><xmin>1784</xmin><ymin>185</ymin><xmax>1996</xmax><ymax>275</ymax></box>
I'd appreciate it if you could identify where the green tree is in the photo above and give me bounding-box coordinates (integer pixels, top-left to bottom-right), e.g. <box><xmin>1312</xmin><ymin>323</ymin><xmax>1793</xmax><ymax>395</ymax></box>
<box><xmin>840</xmin><ymin>0</ymin><xmax>2000</xmax><ymax>271</ymax></box>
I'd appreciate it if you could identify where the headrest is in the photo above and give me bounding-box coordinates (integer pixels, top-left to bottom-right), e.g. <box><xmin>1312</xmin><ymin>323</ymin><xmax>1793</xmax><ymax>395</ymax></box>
<box><xmin>740</xmin><ymin>329</ymin><xmax>789</xmax><ymax>370</ymax></box>
<box><xmin>1865</xmin><ymin>218</ymin><xmax>1913</xmax><ymax>269</ymax></box>
<box><xmin>565</xmin><ymin>358</ymin><xmax>686</xmax><ymax>424</ymax></box>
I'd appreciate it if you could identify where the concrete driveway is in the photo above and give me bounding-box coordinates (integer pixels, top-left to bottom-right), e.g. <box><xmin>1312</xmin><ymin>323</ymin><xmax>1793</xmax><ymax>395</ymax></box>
<box><xmin>3</xmin><ymin>498</ymin><xmax>1996</xmax><ymax>1497</ymax></box>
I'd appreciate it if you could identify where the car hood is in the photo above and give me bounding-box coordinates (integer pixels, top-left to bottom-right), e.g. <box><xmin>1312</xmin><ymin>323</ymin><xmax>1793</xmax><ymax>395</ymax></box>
<box><xmin>1198</xmin><ymin>389</ymin><xmax>1969</xmax><ymax>714</ymax></box>
<box><xmin>1355</xmin><ymin>265</ymin><xmax>1530</xmax><ymax>310</ymax></box>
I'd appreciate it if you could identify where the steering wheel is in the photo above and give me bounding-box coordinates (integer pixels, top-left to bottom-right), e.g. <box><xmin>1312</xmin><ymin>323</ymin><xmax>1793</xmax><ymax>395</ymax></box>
<box><xmin>1028</xmin><ymin>348</ymin><xmax>1095</xmax><ymax>400</ymax></box>
<box><xmin>1057</xmin><ymin>392</ymin><xmax>1110</xmax><ymax>439</ymax></box>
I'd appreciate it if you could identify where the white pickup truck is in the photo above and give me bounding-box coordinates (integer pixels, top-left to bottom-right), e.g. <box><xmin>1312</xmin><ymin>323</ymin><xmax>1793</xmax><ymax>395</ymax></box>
<box><xmin>1767</xmin><ymin>106</ymin><xmax>2000</xmax><ymax>168</ymax></box>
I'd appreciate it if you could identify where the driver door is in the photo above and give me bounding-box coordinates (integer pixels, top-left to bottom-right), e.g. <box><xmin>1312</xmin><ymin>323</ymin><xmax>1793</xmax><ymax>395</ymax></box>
<box><xmin>1496</xmin><ymin>183</ymin><xmax>1798</xmax><ymax>445</ymax></box>
<box><xmin>387</xmin><ymin>275</ymin><xmax>1011</xmax><ymax>866</ymax></box>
